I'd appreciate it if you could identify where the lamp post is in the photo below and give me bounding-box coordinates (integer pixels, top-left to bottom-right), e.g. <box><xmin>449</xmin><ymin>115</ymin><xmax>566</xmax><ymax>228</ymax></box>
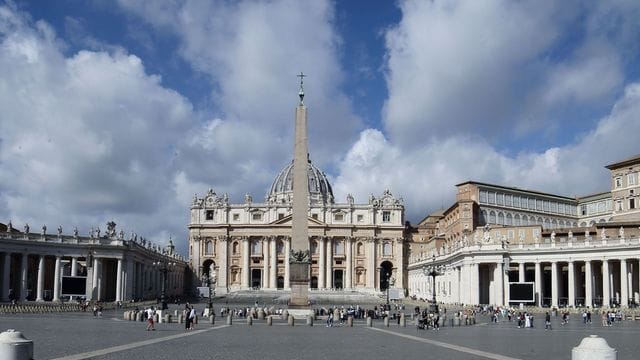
<box><xmin>202</xmin><ymin>269</ymin><xmax>217</xmax><ymax>311</ymax></box>
<box><xmin>422</xmin><ymin>253</ymin><xmax>443</xmax><ymax>314</ymax></box>
<box><xmin>153</xmin><ymin>260</ymin><xmax>175</xmax><ymax>310</ymax></box>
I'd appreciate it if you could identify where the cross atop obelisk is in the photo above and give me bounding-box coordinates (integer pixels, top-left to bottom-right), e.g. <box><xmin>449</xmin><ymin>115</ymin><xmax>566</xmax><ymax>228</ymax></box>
<box><xmin>289</xmin><ymin>72</ymin><xmax>311</xmax><ymax>309</ymax></box>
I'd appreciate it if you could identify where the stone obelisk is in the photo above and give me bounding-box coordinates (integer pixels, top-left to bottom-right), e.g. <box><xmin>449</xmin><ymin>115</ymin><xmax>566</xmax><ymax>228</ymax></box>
<box><xmin>289</xmin><ymin>72</ymin><xmax>310</xmax><ymax>308</ymax></box>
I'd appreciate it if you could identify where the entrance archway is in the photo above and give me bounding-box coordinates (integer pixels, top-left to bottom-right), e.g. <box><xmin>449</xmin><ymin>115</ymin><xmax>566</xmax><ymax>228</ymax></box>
<box><xmin>251</xmin><ymin>269</ymin><xmax>262</xmax><ymax>289</ymax></box>
<box><xmin>277</xmin><ymin>276</ymin><xmax>284</xmax><ymax>289</ymax></box>
<box><xmin>310</xmin><ymin>276</ymin><xmax>318</xmax><ymax>289</ymax></box>
<box><xmin>379</xmin><ymin>261</ymin><xmax>393</xmax><ymax>291</ymax></box>
<box><xmin>334</xmin><ymin>270</ymin><xmax>344</xmax><ymax>289</ymax></box>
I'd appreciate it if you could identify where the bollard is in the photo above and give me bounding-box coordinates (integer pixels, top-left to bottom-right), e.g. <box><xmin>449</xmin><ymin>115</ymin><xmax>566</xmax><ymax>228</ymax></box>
<box><xmin>384</xmin><ymin>316</ymin><xmax>389</xmax><ymax>327</ymax></box>
<box><xmin>174</xmin><ymin>310</ymin><xmax>178</xmax><ymax>317</ymax></box>
<box><xmin>258</xmin><ymin>309</ymin><xmax>265</xmax><ymax>320</ymax></box>
<box><xmin>400</xmin><ymin>313</ymin><xmax>406</xmax><ymax>327</ymax></box>
<box><xmin>282</xmin><ymin>309</ymin><xmax>289</xmax><ymax>320</ymax></box>
<box><xmin>267</xmin><ymin>316</ymin><xmax>273</xmax><ymax>326</ymax></box>
<box><xmin>288</xmin><ymin>315</ymin><xmax>295</xmax><ymax>326</ymax></box>
<box><xmin>137</xmin><ymin>312</ymin><xmax>143</xmax><ymax>322</ymax></box>
<box><xmin>0</xmin><ymin>329</ymin><xmax>33</xmax><ymax>360</ymax></box>
<box><xmin>450</xmin><ymin>318</ymin><xmax>454</xmax><ymax>327</ymax></box>
<box><xmin>153</xmin><ymin>313</ymin><xmax>159</xmax><ymax>324</ymax></box>
<box><xmin>366</xmin><ymin>317</ymin><xmax>372</xmax><ymax>327</ymax></box>
<box><xmin>454</xmin><ymin>315</ymin><xmax>460</xmax><ymax>326</ymax></box>
<box><xmin>226</xmin><ymin>315</ymin><xmax>233</xmax><ymax>325</ymax></box>
<box><xmin>347</xmin><ymin>316</ymin><xmax>353</xmax><ymax>327</ymax></box>
<box><xmin>123</xmin><ymin>311</ymin><xmax>129</xmax><ymax>320</ymax></box>
<box><xmin>571</xmin><ymin>335</ymin><xmax>617</xmax><ymax>360</ymax></box>
<box><xmin>209</xmin><ymin>315</ymin><xmax>215</xmax><ymax>325</ymax></box>
<box><xmin>178</xmin><ymin>314</ymin><xmax>184</xmax><ymax>324</ymax></box>
<box><xmin>247</xmin><ymin>316</ymin><xmax>253</xmax><ymax>326</ymax></box>
<box><xmin>307</xmin><ymin>315</ymin><xmax>313</xmax><ymax>326</ymax></box>
<box><xmin>165</xmin><ymin>314</ymin><xmax>172</xmax><ymax>324</ymax></box>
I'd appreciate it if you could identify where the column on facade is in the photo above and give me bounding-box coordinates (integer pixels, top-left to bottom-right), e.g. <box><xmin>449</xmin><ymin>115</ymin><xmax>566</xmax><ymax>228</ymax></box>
<box><xmin>284</xmin><ymin>237</ymin><xmax>290</xmax><ymax>289</ymax></box>
<box><xmin>262</xmin><ymin>237</ymin><xmax>269</xmax><ymax>289</ymax></box>
<box><xmin>551</xmin><ymin>261</ymin><xmax>558</xmax><ymax>308</ymax></box>
<box><xmin>470</xmin><ymin>263</ymin><xmax>479</xmax><ymax>305</ymax></box>
<box><xmin>620</xmin><ymin>259</ymin><xmax>628</xmax><ymax>307</ymax></box>
<box><xmin>115</xmin><ymin>258</ymin><xmax>123</xmax><ymax>302</ymax></box>
<box><xmin>326</xmin><ymin>237</ymin><xmax>333</xmax><ymax>289</ymax></box>
<box><xmin>518</xmin><ymin>263</ymin><xmax>525</xmax><ymax>282</ymax></box>
<box><xmin>92</xmin><ymin>257</ymin><xmax>100</xmax><ymax>300</ymax></box>
<box><xmin>125</xmin><ymin>259</ymin><xmax>134</xmax><ymax>301</ymax></box>
<box><xmin>53</xmin><ymin>256</ymin><xmax>61</xmax><ymax>302</ymax></box>
<box><xmin>20</xmin><ymin>253</ymin><xmax>28</xmax><ymax>301</ymax></box>
<box><xmin>396</xmin><ymin>238</ymin><xmax>404</xmax><ymax>289</ymax></box>
<box><xmin>367</xmin><ymin>238</ymin><xmax>376</xmax><ymax>290</ymax></box>
<box><xmin>2</xmin><ymin>253</ymin><xmax>11</xmax><ymax>301</ymax></box>
<box><xmin>585</xmin><ymin>260</ymin><xmax>593</xmax><ymax>307</ymax></box>
<box><xmin>345</xmin><ymin>237</ymin><xmax>353</xmax><ymax>289</ymax></box>
<box><xmin>269</xmin><ymin>236</ymin><xmax>277</xmax><ymax>289</ymax></box>
<box><xmin>220</xmin><ymin>236</ymin><xmax>228</xmax><ymax>293</ymax></box>
<box><xmin>71</xmin><ymin>257</ymin><xmax>78</xmax><ymax>276</ymax></box>
<box><xmin>602</xmin><ymin>260</ymin><xmax>610</xmax><ymax>307</ymax></box>
<box><xmin>494</xmin><ymin>262</ymin><xmax>504</xmax><ymax>306</ymax></box>
<box><xmin>568</xmin><ymin>261</ymin><xmax>575</xmax><ymax>307</ymax></box>
<box><xmin>503</xmin><ymin>263</ymin><xmax>509</xmax><ymax>306</ymax></box>
<box><xmin>36</xmin><ymin>255</ymin><xmax>45</xmax><ymax>301</ymax></box>
<box><xmin>318</xmin><ymin>236</ymin><xmax>326</xmax><ymax>289</ymax></box>
<box><xmin>534</xmin><ymin>262</ymin><xmax>542</xmax><ymax>307</ymax></box>
<box><xmin>242</xmin><ymin>237</ymin><xmax>250</xmax><ymax>289</ymax></box>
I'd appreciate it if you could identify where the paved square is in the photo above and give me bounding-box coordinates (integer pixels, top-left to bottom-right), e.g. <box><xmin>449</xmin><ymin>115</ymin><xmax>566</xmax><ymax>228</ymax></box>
<box><xmin>2</xmin><ymin>306</ymin><xmax>638</xmax><ymax>359</ymax></box>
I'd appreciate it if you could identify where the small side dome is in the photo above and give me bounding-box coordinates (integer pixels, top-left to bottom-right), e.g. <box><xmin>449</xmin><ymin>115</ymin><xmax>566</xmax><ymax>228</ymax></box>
<box><xmin>267</xmin><ymin>159</ymin><xmax>334</xmax><ymax>205</ymax></box>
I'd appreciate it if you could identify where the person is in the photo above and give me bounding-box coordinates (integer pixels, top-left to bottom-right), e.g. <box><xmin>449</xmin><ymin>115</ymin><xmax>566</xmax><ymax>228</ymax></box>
<box><xmin>146</xmin><ymin>306</ymin><xmax>156</xmax><ymax>331</ymax></box>
<box><xmin>601</xmin><ymin>311</ymin><xmax>608</xmax><ymax>327</ymax></box>
<box><xmin>185</xmin><ymin>304</ymin><xmax>192</xmax><ymax>330</ymax></box>
<box><xmin>326</xmin><ymin>310</ymin><xmax>334</xmax><ymax>327</ymax></box>
<box><xmin>189</xmin><ymin>306</ymin><xmax>196</xmax><ymax>330</ymax></box>
<box><xmin>545</xmin><ymin>312</ymin><xmax>552</xmax><ymax>330</ymax></box>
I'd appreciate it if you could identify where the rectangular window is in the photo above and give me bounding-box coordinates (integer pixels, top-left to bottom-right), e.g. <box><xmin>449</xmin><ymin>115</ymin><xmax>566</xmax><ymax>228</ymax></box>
<box><xmin>506</xmin><ymin>194</ymin><xmax>513</xmax><ymax>207</ymax></box>
<box><xmin>528</xmin><ymin>198</ymin><xmax>535</xmax><ymax>210</ymax></box>
<box><xmin>488</xmin><ymin>192</ymin><xmax>496</xmax><ymax>204</ymax></box>
<box><xmin>479</xmin><ymin>190</ymin><xmax>488</xmax><ymax>203</ymax></box>
<box><xmin>615</xmin><ymin>177</ymin><xmax>622</xmax><ymax>188</ymax></box>
<box><xmin>628</xmin><ymin>173</ymin><xmax>636</xmax><ymax>186</ymax></box>
<box><xmin>382</xmin><ymin>211</ymin><xmax>391</xmax><ymax>222</ymax></box>
<box><xmin>558</xmin><ymin>203</ymin><xmax>564</xmax><ymax>214</ymax></box>
<box><xmin>543</xmin><ymin>201</ymin><xmax>549</xmax><ymax>212</ymax></box>
<box><xmin>598</xmin><ymin>201</ymin><xmax>606</xmax><ymax>213</ymax></box>
<box><xmin>507</xmin><ymin>230</ymin><xmax>514</xmax><ymax>239</ymax></box>
<box><xmin>312</xmin><ymin>213</ymin><xmax>318</xmax><ymax>220</ymax></box>
<box><xmin>616</xmin><ymin>200</ymin><xmax>623</xmax><ymax>211</ymax></box>
<box><xmin>252</xmin><ymin>213</ymin><xmax>262</xmax><ymax>221</ymax></box>
<box><xmin>496</xmin><ymin>193</ymin><xmax>504</xmax><ymax>206</ymax></box>
<box><xmin>334</xmin><ymin>213</ymin><xmax>344</xmax><ymax>222</ymax></box>
<box><xmin>514</xmin><ymin>196</ymin><xmax>521</xmax><ymax>208</ymax></box>
<box><xmin>357</xmin><ymin>214</ymin><xmax>364</xmax><ymax>222</ymax></box>
<box><xmin>206</xmin><ymin>210</ymin><xmax>214</xmax><ymax>220</ymax></box>
<box><xmin>550</xmin><ymin>202</ymin><xmax>557</xmax><ymax>213</ymax></box>
<box><xmin>536</xmin><ymin>199</ymin><xmax>543</xmax><ymax>211</ymax></box>
<box><xmin>580</xmin><ymin>204</ymin><xmax>586</xmax><ymax>215</ymax></box>
<box><xmin>630</xmin><ymin>198</ymin><xmax>635</xmax><ymax>210</ymax></box>
<box><xmin>278</xmin><ymin>213</ymin><xmax>284</xmax><ymax>220</ymax></box>
<box><xmin>232</xmin><ymin>213</ymin><xmax>240</xmax><ymax>221</ymax></box>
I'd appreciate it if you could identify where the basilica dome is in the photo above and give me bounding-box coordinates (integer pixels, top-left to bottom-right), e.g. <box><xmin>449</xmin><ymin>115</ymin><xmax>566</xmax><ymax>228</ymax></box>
<box><xmin>267</xmin><ymin>159</ymin><xmax>334</xmax><ymax>205</ymax></box>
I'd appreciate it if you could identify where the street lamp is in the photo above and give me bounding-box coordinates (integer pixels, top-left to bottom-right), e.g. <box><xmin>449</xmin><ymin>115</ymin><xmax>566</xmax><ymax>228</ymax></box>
<box><xmin>422</xmin><ymin>253</ymin><xmax>443</xmax><ymax>314</ymax></box>
<box><xmin>202</xmin><ymin>268</ymin><xmax>217</xmax><ymax>311</ymax></box>
<box><xmin>153</xmin><ymin>260</ymin><xmax>175</xmax><ymax>310</ymax></box>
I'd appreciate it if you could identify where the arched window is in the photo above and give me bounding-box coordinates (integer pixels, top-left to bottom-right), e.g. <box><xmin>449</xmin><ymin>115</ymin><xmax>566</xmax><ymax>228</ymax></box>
<box><xmin>514</xmin><ymin>214</ymin><xmax>520</xmax><ymax>226</ymax></box>
<box><xmin>357</xmin><ymin>242</ymin><xmax>364</xmax><ymax>256</ymax></box>
<box><xmin>232</xmin><ymin>241</ymin><xmax>239</xmax><ymax>255</ymax></box>
<box><xmin>506</xmin><ymin>213</ymin><xmax>512</xmax><ymax>226</ymax></box>
<box><xmin>277</xmin><ymin>240</ymin><xmax>284</xmax><ymax>254</ymax></box>
<box><xmin>481</xmin><ymin>210</ymin><xmax>488</xmax><ymax>225</ymax></box>
<box><xmin>497</xmin><ymin>212</ymin><xmax>505</xmax><ymax>225</ymax></box>
<box><xmin>489</xmin><ymin>211</ymin><xmax>496</xmax><ymax>224</ymax></box>
<box><xmin>205</xmin><ymin>240</ymin><xmax>213</xmax><ymax>255</ymax></box>
<box><xmin>382</xmin><ymin>242</ymin><xmax>392</xmax><ymax>256</ymax></box>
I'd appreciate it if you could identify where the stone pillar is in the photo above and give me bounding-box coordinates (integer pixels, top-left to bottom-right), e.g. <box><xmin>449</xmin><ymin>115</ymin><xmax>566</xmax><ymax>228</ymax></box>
<box><xmin>518</xmin><ymin>263</ymin><xmax>525</xmax><ymax>282</ymax></box>
<box><xmin>367</xmin><ymin>238</ymin><xmax>376</xmax><ymax>290</ymax></box>
<box><xmin>116</xmin><ymin>258</ymin><xmax>123</xmax><ymax>302</ymax></box>
<box><xmin>20</xmin><ymin>253</ymin><xmax>28</xmax><ymax>302</ymax></box>
<box><xmin>71</xmin><ymin>257</ymin><xmax>78</xmax><ymax>276</ymax></box>
<box><xmin>92</xmin><ymin>257</ymin><xmax>100</xmax><ymax>300</ymax></box>
<box><xmin>568</xmin><ymin>261</ymin><xmax>575</xmax><ymax>307</ymax></box>
<box><xmin>534</xmin><ymin>261</ymin><xmax>542</xmax><ymax>307</ymax></box>
<box><xmin>284</xmin><ymin>237</ymin><xmax>290</xmax><ymax>289</ymax></box>
<box><xmin>551</xmin><ymin>261</ymin><xmax>558</xmax><ymax>308</ymax></box>
<box><xmin>346</xmin><ymin>237</ymin><xmax>353</xmax><ymax>289</ymax></box>
<box><xmin>262</xmin><ymin>238</ymin><xmax>269</xmax><ymax>289</ymax></box>
<box><xmin>270</xmin><ymin>237</ymin><xmax>277</xmax><ymax>289</ymax></box>
<box><xmin>470</xmin><ymin>263</ymin><xmax>479</xmax><ymax>304</ymax></box>
<box><xmin>326</xmin><ymin>237</ymin><xmax>333</xmax><ymax>289</ymax></box>
<box><xmin>220</xmin><ymin>236</ymin><xmax>228</xmax><ymax>293</ymax></box>
<box><xmin>53</xmin><ymin>256</ymin><xmax>61</xmax><ymax>302</ymax></box>
<box><xmin>1</xmin><ymin>253</ymin><xmax>11</xmax><ymax>301</ymax></box>
<box><xmin>242</xmin><ymin>238</ymin><xmax>250</xmax><ymax>289</ymax></box>
<box><xmin>620</xmin><ymin>259</ymin><xmax>628</xmax><ymax>307</ymax></box>
<box><xmin>585</xmin><ymin>260</ymin><xmax>593</xmax><ymax>308</ymax></box>
<box><xmin>602</xmin><ymin>260</ymin><xmax>610</xmax><ymax>307</ymax></box>
<box><xmin>318</xmin><ymin>237</ymin><xmax>326</xmax><ymax>289</ymax></box>
<box><xmin>36</xmin><ymin>256</ymin><xmax>45</xmax><ymax>302</ymax></box>
<box><xmin>494</xmin><ymin>262</ymin><xmax>504</xmax><ymax>306</ymax></box>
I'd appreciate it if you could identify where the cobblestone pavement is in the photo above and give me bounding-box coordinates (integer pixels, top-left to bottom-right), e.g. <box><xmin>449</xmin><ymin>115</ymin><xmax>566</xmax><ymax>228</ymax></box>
<box><xmin>2</xmin><ymin>306</ymin><xmax>639</xmax><ymax>360</ymax></box>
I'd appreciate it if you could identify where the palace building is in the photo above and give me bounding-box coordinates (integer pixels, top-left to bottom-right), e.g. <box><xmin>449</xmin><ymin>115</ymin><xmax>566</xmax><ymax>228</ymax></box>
<box><xmin>408</xmin><ymin>154</ymin><xmax>640</xmax><ymax>308</ymax></box>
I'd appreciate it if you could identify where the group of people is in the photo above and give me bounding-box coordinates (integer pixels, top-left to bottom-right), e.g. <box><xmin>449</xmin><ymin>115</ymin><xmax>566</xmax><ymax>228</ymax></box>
<box><xmin>184</xmin><ymin>303</ymin><xmax>196</xmax><ymax>330</ymax></box>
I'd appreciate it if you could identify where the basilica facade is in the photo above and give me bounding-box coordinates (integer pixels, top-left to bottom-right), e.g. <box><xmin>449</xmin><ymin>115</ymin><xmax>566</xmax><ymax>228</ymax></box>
<box><xmin>188</xmin><ymin>160</ymin><xmax>405</xmax><ymax>295</ymax></box>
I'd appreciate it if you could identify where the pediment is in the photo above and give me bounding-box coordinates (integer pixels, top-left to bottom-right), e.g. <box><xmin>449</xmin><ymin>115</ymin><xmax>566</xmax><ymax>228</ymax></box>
<box><xmin>270</xmin><ymin>214</ymin><xmax>325</xmax><ymax>226</ymax></box>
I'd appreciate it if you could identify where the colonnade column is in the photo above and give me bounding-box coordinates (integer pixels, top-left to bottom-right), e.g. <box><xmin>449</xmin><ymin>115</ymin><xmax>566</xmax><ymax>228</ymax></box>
<box><xmin>470</xmin><ymin>263</ymin><xmax>479</xmax><ymax>304</ymax></box>
<box><xmin>367</xmin><ymin>238</ymin><xmax>376</xmax><ymax>290</ymax></box>
<box><xmin>602</xmin><ymin>260</ymin><xmax>610</xmax><ymax>307</ymax></box>
<box><xmin>92</xmin><ymin>257</ymin><xmax>100</xmax><ymax>300</ymax></box>
<box><xmin>262</xmin><ymin>238</ymin><xmax>269</xmax><ymax>289</ymax></box>
<box><xmin>585</xmin><ymin>260</ymin><xmax>593</xmax><ymax>308</ymax></box>
<box><xmin>20</xmin><ymin>254</ymin><xmax>28</xmax><ymax>301</ymax></box>
<box><xmin>568</xmin><ymin>261</ymin><xmax>575</xmax><ymax>307</ymax></box>
<box><xmin>36</xmin><ymin>256</ymin><xmax>45</xmax><ymax>302</ymax></box>
<box><xmin>325</xmin><ymin>238</ymin><xmax>333</xmax><ymax>289</ymax></box>
<box><xmin>551</xmin><ymin>261</ymin><xmax>558</xmax><ymax>308</ymax></box>
<box><xmin>620</xmin><ymin>259</ymin><xmax>628</xmax><ymax>307</ymax></box>
<box><xmin>242</xmin><ymin>238</ymin><xmax>250</xmax><ymax>289</ymax></box>
<box><xmin>518</xmin><ymin>263</ymin><xmax>525</xmax><ymax>282</ymax></box>
<box><xmin>220</xmin><ymin>237</ymin><xmax>228</xmax><ymax>293</ymax></box>
<box><xmin>269</xmin><ymin>237</ymin><xmax>277</xmax><ymax>289</ymax></box>
<box><xmin>284</xmin><ymin>237</ymin><xmax>290</xmax><ymax>289</ymax></box>
<box><xmin>534</xmin><ymin>262</ymin><xmax>542</xmax><ymax>307</ymax></box>
<box><xmin>53</xmin><ymin>256</ymin><xmax>61</xmax><ymax>302</ymax></box>
<box><xmin>345</xmin><ymin>237</ymin><xmax>353</xmax><ymax>289</ymax></box>
<box><xmin>494</xmin><ymin>262</ymin><xmax>504</xmax><ymax>306</ymax></box>
<box><xmin>2</xmin><ymin>253</ymin><xmax>10</xmax><ymax>301</ymax></box>
<box><xmin>318</xmin><ymin>237</ymin><xmax>326</xmax><ymax>289</ymax></box>
<box><xmin>115</xmin><ymin>258</ymin><xmax>123</xmax><ymax>302</ymax></box>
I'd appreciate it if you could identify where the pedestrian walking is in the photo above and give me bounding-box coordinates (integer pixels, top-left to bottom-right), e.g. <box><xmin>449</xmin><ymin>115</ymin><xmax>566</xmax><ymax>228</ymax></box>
<box><xmin>146</xmin><ymin>306</ymin><xmax>156</xmax><ymax>331</ymax></box>
<box><xmin>544</xmin><ymin>312</ymin><xmax>552</xmax><ymax>330</ymax></box>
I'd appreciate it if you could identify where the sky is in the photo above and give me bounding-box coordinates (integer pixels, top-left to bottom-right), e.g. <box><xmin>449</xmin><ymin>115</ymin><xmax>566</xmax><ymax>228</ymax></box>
<box><xmin>1</xmin><ymin>0</ymin><xmax>640</xmax><ymax>255</ymax></box>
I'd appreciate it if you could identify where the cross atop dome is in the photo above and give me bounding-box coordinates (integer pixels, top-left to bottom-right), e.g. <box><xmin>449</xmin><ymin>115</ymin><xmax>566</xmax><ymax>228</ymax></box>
<box><xmin>297</xmin><ymin>72</ymin><xmax>306</xmax><ymax>105</ymax></box>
